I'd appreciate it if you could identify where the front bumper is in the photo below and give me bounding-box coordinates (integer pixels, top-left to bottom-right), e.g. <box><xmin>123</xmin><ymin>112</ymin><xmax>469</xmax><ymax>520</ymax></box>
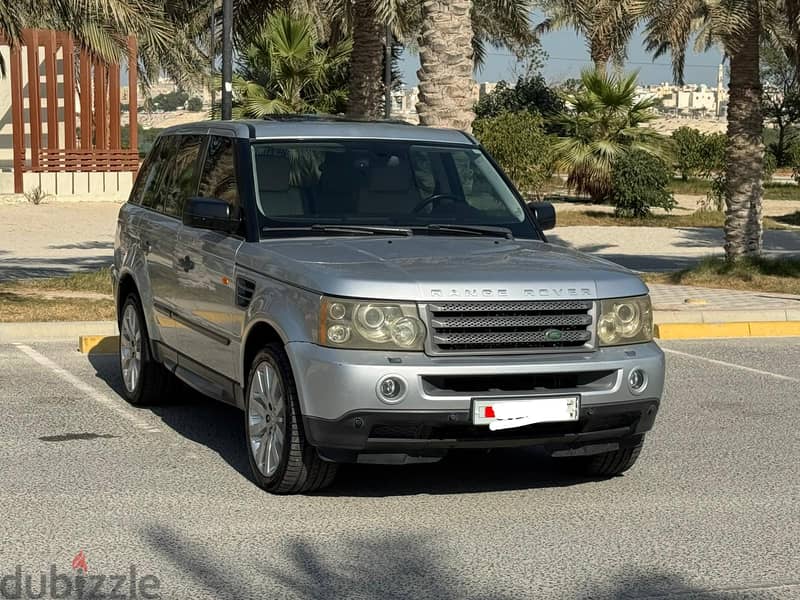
<box><xmin>286</xmin><ymin>341</ymin><xmax>665</xmax><ymax>457</ymax></box>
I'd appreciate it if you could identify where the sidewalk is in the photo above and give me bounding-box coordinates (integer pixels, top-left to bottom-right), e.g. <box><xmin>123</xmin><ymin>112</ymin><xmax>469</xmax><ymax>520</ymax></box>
<box><xmin>649</xmin><ymin>282</ymin><xmax>800</xmax><ymax>339</ymax></box>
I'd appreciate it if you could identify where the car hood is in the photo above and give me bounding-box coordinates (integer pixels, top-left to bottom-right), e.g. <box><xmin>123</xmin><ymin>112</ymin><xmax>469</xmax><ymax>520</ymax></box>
<box><xmin>236</xmin><ymin>236</ymin><xmax>648</xmax><ymax>301</ymax></box>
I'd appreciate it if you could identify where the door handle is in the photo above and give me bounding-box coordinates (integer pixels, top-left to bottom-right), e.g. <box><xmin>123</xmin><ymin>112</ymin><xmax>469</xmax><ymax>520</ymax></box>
<box><xmin>178</xmin><ymin>255</ymin><xmax>194</xmax><ymax>272</ymax></box>
<box><xmin>142</xmin><ymin>239</ymin><xmax>152</xmax><ymax>254</ymax></box>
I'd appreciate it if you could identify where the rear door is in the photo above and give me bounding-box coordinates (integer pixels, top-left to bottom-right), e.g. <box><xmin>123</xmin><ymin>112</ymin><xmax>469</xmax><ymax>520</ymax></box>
<box><xmin>134</xmin><ymin>135</ymin><xmax>184</xmax><ymax>348</ymax></box>
<box><xmin>172</xmin><ymin>134</ymin><xmax>244</xmax><ymax>380</ymax></box>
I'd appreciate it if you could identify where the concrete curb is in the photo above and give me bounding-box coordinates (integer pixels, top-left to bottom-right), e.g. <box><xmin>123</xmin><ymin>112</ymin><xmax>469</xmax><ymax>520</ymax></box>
<box><xmin>655</xmin><ymin>321</ymin><xmax>800</xmax><ymax>340</ymax></box>
<box><xmin>0</xmin><ymin>321</ymin><xmax>117</xmax><ymax>344</ymax></box>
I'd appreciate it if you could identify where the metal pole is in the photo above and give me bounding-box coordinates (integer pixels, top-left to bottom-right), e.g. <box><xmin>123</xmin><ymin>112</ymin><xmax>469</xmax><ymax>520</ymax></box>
<box><xmin>384</xmin><ymin>23</ymin><xmax>392</xmax><ymax>119</ymax></box>
<box><xmin>208</xmin><ymin>0</ymin><xmax>217</xmax><ymax>110</ymax></box>
<box><xmin>210</xmin><ymin>1</ymin><xmax>216</xmax><ymax>113</ymax></box>
<box><xmin>221</xmin><ymin>0</ymin><xmax>233</xmax><ymax>120</ymax></box>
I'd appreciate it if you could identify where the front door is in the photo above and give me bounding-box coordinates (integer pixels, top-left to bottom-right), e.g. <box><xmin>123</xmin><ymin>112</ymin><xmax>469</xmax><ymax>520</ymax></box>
<box><xmin>172</xmin><ymin>134</ymin><xmax>244</xmax><ymax>381</ymax></box>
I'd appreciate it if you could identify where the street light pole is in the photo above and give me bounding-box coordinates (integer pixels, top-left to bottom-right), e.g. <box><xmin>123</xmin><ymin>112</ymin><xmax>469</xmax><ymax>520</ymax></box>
<box><xmin>384</xmin><ymin>23</ymin><xmax>392</xmax><ymax>119</ymax></box>
<box><xmin>221</xmin><ymin>0</ymin><xmax>233</xmax><ymax>120</ymax></box>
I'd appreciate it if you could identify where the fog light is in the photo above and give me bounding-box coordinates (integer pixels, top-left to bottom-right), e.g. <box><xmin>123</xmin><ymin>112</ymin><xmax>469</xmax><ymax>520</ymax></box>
<box><xmin>376</xmin><ymin>375</ymin><xmax>406</xmax><ymax>404</ymax></box>
<box><xmin>628</xmin><ymin>368</ymin><xmax>647</xmax><ymax>394</ymax></box>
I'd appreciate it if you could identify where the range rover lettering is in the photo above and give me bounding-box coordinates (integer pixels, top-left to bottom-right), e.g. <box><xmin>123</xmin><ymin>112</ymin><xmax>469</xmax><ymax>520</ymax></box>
<box><xmin>112</xmin><ymin>117</ymin><xmax>665</xmax><ymax>494</ymax></box>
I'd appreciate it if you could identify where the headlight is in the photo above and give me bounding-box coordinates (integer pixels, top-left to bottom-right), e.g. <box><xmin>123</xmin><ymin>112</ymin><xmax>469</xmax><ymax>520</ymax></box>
<box><xmin>597</xmin><ymin>295</ymin><xmax>653</xmax><ymax>346</ymax></box>
<box><xmin>319</xmin><ymin>297</ymin><xmax>426</xmax><ymax>351</ymax></box>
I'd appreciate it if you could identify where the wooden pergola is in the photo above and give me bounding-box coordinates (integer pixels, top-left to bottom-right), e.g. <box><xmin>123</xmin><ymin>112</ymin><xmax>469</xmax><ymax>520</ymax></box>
<box><xmin>5</xmin><ymin>30</ymin><xmax>140</xmax><ymax>193</ymax></box>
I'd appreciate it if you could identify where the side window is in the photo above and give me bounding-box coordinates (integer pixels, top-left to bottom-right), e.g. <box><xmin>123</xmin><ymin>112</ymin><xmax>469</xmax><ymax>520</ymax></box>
<box><xmin>161</xmin><ymin>135</ymin><xmax>203</xmax><ymax>217</ymax></box>
<box><xmin>451</xmin><ymin>151</ymin><xmax>506</xmax><ymax>214</ymax></box>
<box><xmin>410</xmin><ymin>149</ymin><xmax>437</xmax><ymax>197</ymax></box>
<box><xmin>141</xmin><ymin>136</ymin><xmax>179</xmax><ymax>211</ymax></box>
<box><xmin>129</xmin><ymin>138</ymin><xmax>164</xmax><ymax>206</ymax></box>
<box><xmin>198</xmin><ymin>136</ymin><xmax>240</xmax><ymax>212</ymax></box>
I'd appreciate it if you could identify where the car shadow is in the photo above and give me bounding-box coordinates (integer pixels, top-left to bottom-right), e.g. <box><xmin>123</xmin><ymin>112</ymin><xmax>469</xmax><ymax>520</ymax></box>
<box><xmin>88</xmin><ymin>353</ymin><xmax>611</xmax><ymax>496</ymax></box>
<box><xmin>140</xmin><ymin>524</ymin><xmax>743</xmax><ymax>599</ymax></box>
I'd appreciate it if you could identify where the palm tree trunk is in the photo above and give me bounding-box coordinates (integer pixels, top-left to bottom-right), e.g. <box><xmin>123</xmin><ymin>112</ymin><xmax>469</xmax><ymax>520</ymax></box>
<box><xmin>724</xmin><ymin>4</ymin><xmax>763</xmax><ymax>260</ymax></box>
<box><xmin>416</xmin><ymin>0</ymin><xmax>475</xmax><ymax>132</ymax></box>
<box><xmin>346</xmin><ymin>0</ymin><xmax>384</xmax><ymax>119</ymax></box>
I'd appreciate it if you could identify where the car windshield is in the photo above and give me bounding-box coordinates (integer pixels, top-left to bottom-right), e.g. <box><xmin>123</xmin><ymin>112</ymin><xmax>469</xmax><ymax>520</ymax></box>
<box><xmin>251</xmin><ymin>140</ymin><xmax>537</xmax><ymax>239</ymax></box>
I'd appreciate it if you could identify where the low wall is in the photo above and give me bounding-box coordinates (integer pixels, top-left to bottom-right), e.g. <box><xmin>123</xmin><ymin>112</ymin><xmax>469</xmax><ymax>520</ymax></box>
<box><xmin>0</xmin><ymin>170</ymin><xmax>133</xmax><ymax>201</ymax></box>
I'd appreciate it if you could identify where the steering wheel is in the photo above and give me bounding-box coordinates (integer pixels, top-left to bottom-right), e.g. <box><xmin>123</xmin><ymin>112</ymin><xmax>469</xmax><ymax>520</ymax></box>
<box><xmin>412</xmin><ymin>193</ymin><xmax>461</xmax><ymax>214</ymax></box>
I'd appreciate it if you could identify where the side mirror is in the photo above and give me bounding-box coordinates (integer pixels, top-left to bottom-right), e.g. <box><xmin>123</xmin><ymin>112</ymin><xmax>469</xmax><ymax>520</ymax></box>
<box><xmin>183</xmin><ymin>197</ymin><xmax>240</xmax><ymax>233</ymax></box>
<box><xmin>527</xmin><ymin>201</ymin><xmax>556</xmax><ymax>231</ymax></box>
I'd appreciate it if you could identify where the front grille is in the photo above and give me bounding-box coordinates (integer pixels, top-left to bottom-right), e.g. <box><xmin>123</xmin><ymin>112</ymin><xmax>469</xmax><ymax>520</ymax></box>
<box><xmin>424</xmin><ymin>300</ymin><xmax>595</xmax><ymax>354</ymax></box>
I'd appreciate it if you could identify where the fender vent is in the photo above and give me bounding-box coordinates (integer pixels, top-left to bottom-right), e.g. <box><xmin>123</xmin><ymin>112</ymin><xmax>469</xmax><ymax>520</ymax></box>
<box><xmin>236</xmin><ymin>277</ymin><xmax>256</xmax><ymax>308</ymax></box>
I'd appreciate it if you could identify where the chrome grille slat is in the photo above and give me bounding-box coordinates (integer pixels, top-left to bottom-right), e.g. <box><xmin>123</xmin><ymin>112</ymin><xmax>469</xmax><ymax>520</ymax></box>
<box><xmin>430</xmin><ymin>314</ymin><xmax>592</xmax><ymax>329</ymax></box>
<box><xmin>424</xmin><ymin>299</ymin><xmax>595</xmax><ymax>355</ymax></box>
<box><xmin>432</xmin><ymin>330</ymin><xmax>592</xmax><ymax>345</ymax></box>
<box><xmin>428</xmin><ymin>301</ymin><xmax>592</xmax><ymax>313</ymax></box>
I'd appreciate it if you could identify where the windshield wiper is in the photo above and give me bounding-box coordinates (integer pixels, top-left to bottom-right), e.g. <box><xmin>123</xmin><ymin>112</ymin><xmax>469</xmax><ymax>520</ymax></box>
<box><xmin>261</xmin><ymin>225</ymin><xmax>412</xmax><ymax>237</ymax></box>
<box><xmin>311</xmin><ymin>224</ymin><xmax>412</xmax><ymax>236</ymax></box>
<box><xmin>418</xmin><ymin>224</ymin><xmax>514</xmax><ymax>239</ymax></box>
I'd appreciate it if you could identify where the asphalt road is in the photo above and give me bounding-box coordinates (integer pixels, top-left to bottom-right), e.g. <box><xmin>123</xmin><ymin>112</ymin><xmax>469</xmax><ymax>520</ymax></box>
<box><xmin>1</xmin><ymin>338</ymin><xmax>799</xmax><ymax>599</ymax></box>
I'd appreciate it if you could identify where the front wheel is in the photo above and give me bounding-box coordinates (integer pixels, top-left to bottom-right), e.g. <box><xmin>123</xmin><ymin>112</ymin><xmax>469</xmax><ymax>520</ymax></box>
<box><xmin>118</xmin><ymin>294</ymin><xmax>176</xmax><ymax>405</ymax></box>
<box><xmin>245</xmin><ymin>344</ymin><xmax>337</xmax><ymax>494</ymax></box>
<box><xmin>576</xmin><ymin>435</ymin><xmax>645</xmax><ymax>477</ymax></box>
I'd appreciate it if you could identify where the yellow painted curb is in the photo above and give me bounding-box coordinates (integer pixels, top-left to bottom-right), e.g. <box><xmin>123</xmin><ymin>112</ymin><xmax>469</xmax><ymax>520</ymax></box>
<box><xmin>655</xmin><ymin>321</ymin><xmax>800</xmax><ymax>340</ymax></box>
<box><xmin>78</xmin><ymin>335</ymin><xmax>119</xmax><ymax>354</ymax></box>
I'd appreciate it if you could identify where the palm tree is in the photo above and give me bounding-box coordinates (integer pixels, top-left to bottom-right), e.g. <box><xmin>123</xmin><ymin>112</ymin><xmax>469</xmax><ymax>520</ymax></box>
<box><xmin>551</xmin><ymin>69</ymin><xmax>670</xmax><ymax>202</ymax></box>
<box><xmin>346</xmin><ymin>0</ymin><xmax>385</xmax><ymax>118</ymax></box>
<box><xmin>231</xmin><ymin>11</ymin><xmax>351</xmax><ymax>116</ymax></box>
<box><xmin>416</xmin><ymin>0</ymin><xmax>476</xmax><ymax>130</ymax></box>
<box><xmin>536</xmin><ymin>0</ymin><xmax>646</xmax><ymax>72</ymax></box>
<box><xmin>644</xmin><ymin>0</ymin><xmax>800</xmax><ymax>259</ymax></box>
<box><xmin>0</xmin><ymin>0</ymin><xmax>207</xmax><ymax>87</ymax></box>
<box><xmin>314</xmin><ymin>0</ymin><xmax>535</xmax><ymax>123</ymax></box>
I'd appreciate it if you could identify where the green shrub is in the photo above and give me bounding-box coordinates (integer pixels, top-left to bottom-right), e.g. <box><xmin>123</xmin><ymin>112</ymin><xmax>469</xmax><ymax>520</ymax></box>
<box><xmin>186</xmin><ymin>96</ymin><xmax>204</xmax><ymax>111</ymax></box>
<box><xmin>672</xmin><ymin>127</ymin><xmax>728</xmax><ymax>180</ymax></box>
<box><xmin>473</xmin><ymin>111</ymin><xmax>554</xmax><ymax>198</ymax></box>
<box><xmin>611</xmin><ymin>150</ymin><xmax>676</xmax><ymax>218</ymax></box>
<box><xmin>672</xmin><ymin>126</ymin><xmax>705</xmax><ymax>179</ymax></box>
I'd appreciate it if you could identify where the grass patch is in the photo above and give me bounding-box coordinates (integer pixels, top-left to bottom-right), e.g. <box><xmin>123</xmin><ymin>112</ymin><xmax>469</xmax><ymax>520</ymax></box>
<box><xmin>556</xmin><ymin>210</ymin><xmax>796</xmax><ymax>229</ymax></box>
<box><xmin>0</xmin><ymin>292</ymin><xmax>114</xmax><ymax>322</ymax></box>
<box><xmin>643</xmin><ymin>257</ymin><xmax>800</xmax><ymax>295</ymax></box>
<box><xmin>667</xmin><ymin>178</ymin><xmax>799</xmax><ymax>200</ymax></box>
<box><xmin>4</xmin><ymin>268</ymin><xmax>112</xmax><ymax>294</ymax></box>
<box><xmin>0</xmin><ymin>268</ymin><xmax>114</xmax><ymax>322</ymax></box>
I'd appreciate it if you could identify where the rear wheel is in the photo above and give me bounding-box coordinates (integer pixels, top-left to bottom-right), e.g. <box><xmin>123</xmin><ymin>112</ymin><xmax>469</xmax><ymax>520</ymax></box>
<box><xmin>118</xmin><ymin>294</ymin><xmax>177</xmax><ymax>405</ymax></box>
<box><xmin>245</xmin><ymin>344</ymin><xmax>337</xmax><ymax>494</ymax></box>
<box><xmin>576</xmin><ymin>436</ymin><xmax>645</xmax><ymax>477</ymax></box>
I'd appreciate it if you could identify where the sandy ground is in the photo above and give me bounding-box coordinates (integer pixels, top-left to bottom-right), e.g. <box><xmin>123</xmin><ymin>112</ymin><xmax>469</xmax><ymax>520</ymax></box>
<box><xmin>0</xmin><ymin>202</ymin><xmax>120</xmax><ymax>279</ymax></box>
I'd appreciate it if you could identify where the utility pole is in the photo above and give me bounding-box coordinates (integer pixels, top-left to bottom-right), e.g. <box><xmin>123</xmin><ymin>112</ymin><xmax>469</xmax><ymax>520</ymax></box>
<box><xmin>384</xmin><ymin>24</ymin><xmax>392</xmax><ymax>119</ymax></box>
<box><xmin>221</xmin><ymin>0</ymin><xmax>233</xmax><ymax>120</ymax></box>
<box><xmin>209</xmin><ymin>1</ymin><xmax>216</xmax><ymax>114</ymax></box>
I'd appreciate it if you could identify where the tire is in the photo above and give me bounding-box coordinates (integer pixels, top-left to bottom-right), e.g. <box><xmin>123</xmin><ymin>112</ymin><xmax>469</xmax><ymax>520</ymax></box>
<box><xmin>244</xmin><ymin>344</ymin><xmax>337</xmax><ymax>494</ymax></box>
<box><xmin>577</xmin><ymin>435</ymin><xmax>645</xmax><ymax>477</ymax></box>
<box><xmin>118</xmin><ymin>293</ymin><xmax>177</xmax><ymax>406</ymax></box>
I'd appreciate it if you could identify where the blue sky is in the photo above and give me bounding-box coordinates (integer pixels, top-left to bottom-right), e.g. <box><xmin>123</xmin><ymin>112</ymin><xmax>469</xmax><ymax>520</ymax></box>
<box><xmin>398</xmin><ymin>20</ymin><xmax>725</xmax><ymax>88</ymax></box>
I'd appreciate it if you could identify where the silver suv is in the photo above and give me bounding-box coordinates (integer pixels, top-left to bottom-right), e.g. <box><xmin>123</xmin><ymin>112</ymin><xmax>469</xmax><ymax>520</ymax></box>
<box><xmin>113</xmin><ymin>117</ymin><xmax>664</xmax><ymax>494</ymax></box>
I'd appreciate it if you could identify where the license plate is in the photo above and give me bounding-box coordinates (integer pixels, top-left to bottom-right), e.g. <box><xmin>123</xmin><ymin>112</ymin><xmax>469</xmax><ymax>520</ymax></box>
<box><xmin>472</xmin><ymin>396</ymin><xmax>579</xmax><ymax>431</ymax></box>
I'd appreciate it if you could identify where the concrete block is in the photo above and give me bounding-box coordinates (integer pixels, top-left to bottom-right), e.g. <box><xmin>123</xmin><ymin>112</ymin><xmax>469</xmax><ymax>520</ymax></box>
<box><xmin>653</xmin><ymin>310</ymin><xmax>703</xmax><ymax>324</ymax></box>
<box><xmin>104</xmin><ymin>171</ymin><xmax>119</xmax><ymax>193</ymax></box>
<box><xmin>56</xmin><ymin>172</ymin><xmax>73</xmax><ymax>195</ymax></box>
<box><xmin>701</xmin><ymin>309</ymin><xmax>789</xmax><ymax>324</ymax></box>
<box><xmin>88</xmin><ymin>172</ymin><xmax>105</xmax><ymax>194</ymax></box>
<box><xmin>73</xmin><ymin>171</ymin><xmax>90</xmax><ymax>194</ymax></box>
